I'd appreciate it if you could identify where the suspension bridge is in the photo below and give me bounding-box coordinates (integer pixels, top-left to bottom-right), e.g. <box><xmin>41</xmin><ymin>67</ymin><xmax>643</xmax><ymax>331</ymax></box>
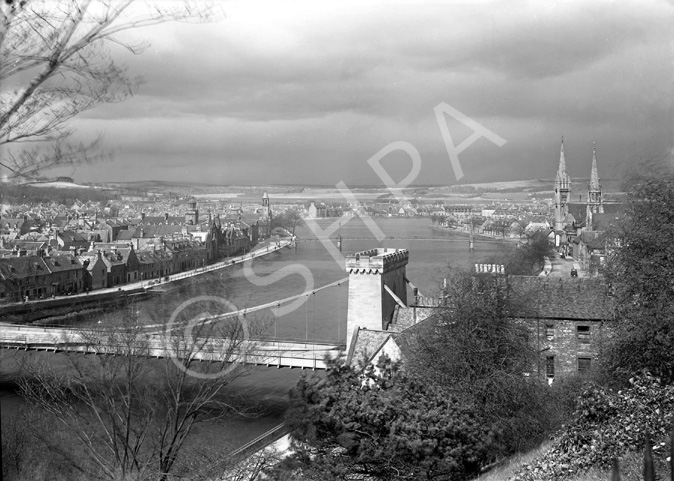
<box><xmin>293</xmin><ymin>236</ymin><xmax>508</xmax><ymax>243</ymax></box>
<box><xmin>0</xmin><ymin>247</ymin><xmax>427</xmax><ymax>370</ymax></box>
<box><xmin>0</xmin><ymin>276</ymin><xmax>351</xmax><ymax>370</ymax></box>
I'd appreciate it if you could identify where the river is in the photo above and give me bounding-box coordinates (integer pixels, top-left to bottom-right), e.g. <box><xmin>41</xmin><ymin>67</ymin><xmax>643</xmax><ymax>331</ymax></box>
<box><xmin>0</xmin><ymin>217</ymin><xmax>514</xmax><ymax>461</ymax></box>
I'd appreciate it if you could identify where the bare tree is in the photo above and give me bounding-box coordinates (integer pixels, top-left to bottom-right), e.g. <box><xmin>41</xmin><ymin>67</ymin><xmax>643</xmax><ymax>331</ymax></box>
<box><xmin>0</xmin><ymin>0</ymin><xmax>214</xmax><ymax>182</ymax></box>
<box><xmin>18</xmin><ymin>302</ymin><xmax>262</xmax><ymax>481</ymax></box>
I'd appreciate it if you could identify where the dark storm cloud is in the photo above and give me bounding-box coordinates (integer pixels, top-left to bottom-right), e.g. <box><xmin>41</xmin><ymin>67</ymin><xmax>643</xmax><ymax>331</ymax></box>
<box><xmin>71</xmin><ymin>0</ymin><xmax>674</xmax><ymax>185</ymax></box>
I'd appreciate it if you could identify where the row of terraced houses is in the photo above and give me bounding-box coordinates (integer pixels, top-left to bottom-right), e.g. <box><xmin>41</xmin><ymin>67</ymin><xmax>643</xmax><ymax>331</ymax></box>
<box><xmin>0</xmin><ymin>200</ymin><xmax>265</xmax><ymax>303</ymax></box>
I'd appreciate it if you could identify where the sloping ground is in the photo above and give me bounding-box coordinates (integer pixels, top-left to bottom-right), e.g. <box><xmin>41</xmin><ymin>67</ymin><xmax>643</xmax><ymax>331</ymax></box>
<box><xmin>508</xmin><ymin>374</ymin><xmax>673</xmax><ymax>481</ymax></box>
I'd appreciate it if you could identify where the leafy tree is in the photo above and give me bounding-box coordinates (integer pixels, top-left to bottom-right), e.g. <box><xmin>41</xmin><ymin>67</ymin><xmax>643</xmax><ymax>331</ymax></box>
<box><xmin>497</xmin><ymin>230</ymin><xmax>554</xmax><ymax>275</ymax></box>
<box><xmin>408</xmin><ymin>269</ymin><xmax>551</xmax><ymax>456</ymax></box>
<box><xmin>278</xmin><ymin>357</ymin><xmax>494</xmax><ymax>481</ymax></box>
<box><xmin>0</xmin><ymin>0</ymin><xmax>213</xmax><ymax>182</ymax></box>
<box><xmin>601</xmin><ymin>168</ymin><xmax>674</xmax><ymax>384</ymax></box>
<box><xmin>272</xmin><ymin>208</ymin><xmax>303</xmax><ymax>235</ymax></box>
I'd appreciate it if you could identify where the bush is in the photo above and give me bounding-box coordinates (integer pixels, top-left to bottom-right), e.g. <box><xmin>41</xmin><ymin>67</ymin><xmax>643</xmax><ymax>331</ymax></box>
<box><xmin>511</xmin><ymin>373</ymin><xmax>674</xmax><ymax>480</ymax></box>
<box><xmin>601</xmin><ymin>171</ymin><xmax>674</xmax><ymax>384</ymax></box>
<box><xmin>409</xmin><ymin>269</ymin><xmax>555</xmax><ymax>457</ymax></box>
<box><xmin>283</xmin><ymin>356</ymin><xmax>495</xmax><ymax>480</ymax></box>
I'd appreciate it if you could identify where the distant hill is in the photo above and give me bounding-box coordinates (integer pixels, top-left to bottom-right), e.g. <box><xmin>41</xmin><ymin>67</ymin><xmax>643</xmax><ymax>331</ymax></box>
<box><xmin>447</xmin><ymin>178</ymin><xmax>623</xmax><ymax>194</ymax></box>
<box><xmin>24</xmin><ymin>181</ymin><xmax>92</xmax><ymax>189</ymax></box>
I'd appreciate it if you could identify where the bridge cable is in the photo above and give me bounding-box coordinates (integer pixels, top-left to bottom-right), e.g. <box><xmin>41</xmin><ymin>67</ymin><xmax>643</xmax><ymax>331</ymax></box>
<box><xmin>337</xmin><ymin>282</ymin><xmax>341</xmax><ymax>343</ymax></box>
<box><xmin>305</xmin><ymin>295</ymin><xmax>308</xmax><ymax>342</ymax></box>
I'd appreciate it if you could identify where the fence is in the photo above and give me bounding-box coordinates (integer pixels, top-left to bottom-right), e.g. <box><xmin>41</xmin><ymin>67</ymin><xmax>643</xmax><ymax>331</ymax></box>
<box><xmin>611</xmin><ymin>428</ymin><xmax>674</xmax><ymax>480</ymax></box>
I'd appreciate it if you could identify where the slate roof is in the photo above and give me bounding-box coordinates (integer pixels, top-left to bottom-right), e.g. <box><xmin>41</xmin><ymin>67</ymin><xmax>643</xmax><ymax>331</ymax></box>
<box><xmin>346</xmin><ymin>329</ymin><xmax>391</xmax><ymax>365</ymax></box>
<box><xmin>105</xmin><ymin>219</ymin><xmax>128</xmax><ymax>228</ymax></box>
<box><xmin>58</xmin><ymin>230</ymin><xmax>89</xmax><ymax>243</ymax></box>
<box><xmin>592</xmin><ymin>212</ymin><xmax>623</xmax><ymax>231</ymax></box>
<box><xmin>507</xmin><ymin>276</ymin><xmax>613</xmax><ymax>320</ymax></box>
<box><xmin>136</xmin><ymin>251</ymin><xmax>160</xmax><ymax>266</ymax></box>
<box><xmin>116</xmin><ymin>230</ymin><xmax>134</xmax><ymax>241</ymax></box>
<box><xmin>567</xmin><ymin>203</ymin><xmax>587</xmax><ymax>225</ymax></box>
<box><xmin>6</xmin><ymin>241</ymin><xmax>47</xmax><ymax>251</ymax></box>
<box><xmin>390</xmin><ymin>305</ymin><xmax>437</xmax><ymax>332</ymax></box>
<box><xmin>77</xmin><ymin>253</ymin><xmax>104</xmax><ymax>272</ymax></box>
<box><xmin>134</xmin><ymin>216</ymin><xmax>184</xmax><ymax>225</ymax></box>
<box><xmin>0</xmin><ymin>254</ymin><xmax>82</xmax><ymax>279</ymax></box>
<box><xmin>133</xmin><ymin>225</ymin><xmax>183</xmax><ymax>238</ymax></box>
<box><xmin>45</xmin><ymin>254</ymin><xmax>83</xmax><ymax>272</ymax></box>
<box><xmin>0</xmin><ymin>256</ymin><xmax>50</xmax><ymax>280</ymax></box>
<box><xmin>392</xmin><ymin>313</ymin><xmax>443</xmax><ymax>360</ymax></box>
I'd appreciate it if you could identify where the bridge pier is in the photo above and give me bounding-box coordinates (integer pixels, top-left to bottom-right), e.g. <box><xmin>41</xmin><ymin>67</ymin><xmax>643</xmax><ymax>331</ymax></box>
<box><xmin>345</xmin><ymin>248</ymin><xmax>409</xmax><ymax>354</ymax></box>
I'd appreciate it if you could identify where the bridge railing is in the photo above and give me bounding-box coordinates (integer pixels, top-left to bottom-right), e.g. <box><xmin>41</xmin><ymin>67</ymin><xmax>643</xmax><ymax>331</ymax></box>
<box><xmin>0</xmin><ymin>330</ymin><xmax>341</xmax><ymax>369</ymax></box>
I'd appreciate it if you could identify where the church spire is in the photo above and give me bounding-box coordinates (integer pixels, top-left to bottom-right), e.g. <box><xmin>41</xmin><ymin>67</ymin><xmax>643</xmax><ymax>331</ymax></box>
<box><xmin>556</xmin><ymin>137</ymin><xmax>569</xmax><ymax>182</ymax></box>
<box><xmin>590</xmin><ymin>142</ymin><xmax>599</xmax><ymax>191</ymax></box>
<box><xmin>554</xmin><ymin>136</ymin><xmax>571</xmax><ymax>234</ymax></box>
<box><xmin>586</xmin><ymin>141</ymin><xmax>603</xmax><ymax>228</ymax></box>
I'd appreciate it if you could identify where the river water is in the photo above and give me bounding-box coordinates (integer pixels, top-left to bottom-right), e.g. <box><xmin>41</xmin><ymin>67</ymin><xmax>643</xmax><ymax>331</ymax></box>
<box><xmin>0</xmin><ymin>217</ymin><xmax>513</xmax><ymax>458</ymax></box>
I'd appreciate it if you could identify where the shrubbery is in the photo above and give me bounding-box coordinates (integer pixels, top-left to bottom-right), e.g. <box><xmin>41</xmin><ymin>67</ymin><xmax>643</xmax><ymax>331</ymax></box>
<box><xmin>282</xmin><ymin>357</ymin><xmax>495</xmax><ymax>480</ymax></box>
<box><xmin>511</xmin><ymin>373</ymin><xmax>674</xmax><ymax>480</ymax></box>
<box><xmin>409</xmin><ymin>269</ymin><xmax>555</xmax><ymax>457</ymax></box>
<box><xmin>601</xmin><ymin>171</ymin><xmax>674</xmax><ymax>384</ymax></box>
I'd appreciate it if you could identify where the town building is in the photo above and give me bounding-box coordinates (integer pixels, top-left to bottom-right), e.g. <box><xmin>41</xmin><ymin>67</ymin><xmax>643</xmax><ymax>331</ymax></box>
<box><xmin>343</xmin><ymin>248</ymin><xmax>613</xmax><ymax>382</ymax></box>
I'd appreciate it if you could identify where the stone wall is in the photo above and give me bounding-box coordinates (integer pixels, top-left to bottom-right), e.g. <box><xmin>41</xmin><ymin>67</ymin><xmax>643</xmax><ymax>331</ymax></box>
<box><xmin>526</xmin><ymin>317</ymin><xmax>605</xmax><ymax>382</ymax></box>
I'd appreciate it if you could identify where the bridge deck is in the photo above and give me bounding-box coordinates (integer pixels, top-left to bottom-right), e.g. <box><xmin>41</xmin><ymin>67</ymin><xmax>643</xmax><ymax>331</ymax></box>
<box><xmin>0</xmin><ymin>325</ymin><xmax>343</xmax><ymax>370</ymax></box>
<box><xmin>294</xmin><ymin>236</ymin><xmax>506</xmax><ymax>242</ymax></box>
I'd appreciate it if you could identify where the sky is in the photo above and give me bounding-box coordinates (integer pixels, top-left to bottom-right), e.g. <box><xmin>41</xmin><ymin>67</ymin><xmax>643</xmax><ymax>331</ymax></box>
<box><xmin>55</xmin><ymin>1</ymin><xmax>674</xmax><ymax>186</ymax></box>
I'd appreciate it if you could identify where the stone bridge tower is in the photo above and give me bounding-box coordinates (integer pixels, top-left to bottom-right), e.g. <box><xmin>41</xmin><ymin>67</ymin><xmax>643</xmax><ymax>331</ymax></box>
<box><xmin>345</xmin><ymin>248</ymin><xmax>409</xmax><ymax>352</ymax></box>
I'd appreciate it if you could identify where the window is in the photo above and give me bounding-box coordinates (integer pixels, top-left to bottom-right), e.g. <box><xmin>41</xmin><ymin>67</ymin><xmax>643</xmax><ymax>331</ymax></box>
<box><xmin>578</xmin><ymin>357</ymin><xmax>592</xmax><ymax>373</ymax></box>
<box><xmin>545</xmin><ymin>323</ymin><xmax>554</xmax><ymax>341</ymax></box>
<box><xmin>577</xmin><ymin>325</ymin><xmax>591</xmax><ymax>344</ymax></box>
<box><xmin>546</xmin><ymin>356</ymin><xmax>555</xmax><ymax>378</ymax></box>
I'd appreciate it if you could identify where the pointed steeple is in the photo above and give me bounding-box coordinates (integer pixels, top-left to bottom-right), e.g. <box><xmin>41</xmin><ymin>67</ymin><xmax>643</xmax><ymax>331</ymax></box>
<box><xmin>586</xmin><ymin>141</ymin><xmax>603</xmax><ymax>225</ymax></box>
<box><xmin>554</xmin><ymin>136</ymin><xmax>571</xmax><ymax>234</ymax></box>
<box><xmin>556</xmin><ymin>136</ymin><xmax>569</xmax><ymax>182</ymax></box>
<box><xmin>590</xmin><ymin>142</ymin><xmax>599</xmax><ymax>191</ymax></box>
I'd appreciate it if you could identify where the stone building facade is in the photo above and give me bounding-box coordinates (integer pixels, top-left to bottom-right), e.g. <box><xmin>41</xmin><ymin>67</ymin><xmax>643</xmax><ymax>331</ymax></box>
<box><xmin>508</xmin><ymin>276</ymin><xmax>613</xmax><ymax>382</ymax></box>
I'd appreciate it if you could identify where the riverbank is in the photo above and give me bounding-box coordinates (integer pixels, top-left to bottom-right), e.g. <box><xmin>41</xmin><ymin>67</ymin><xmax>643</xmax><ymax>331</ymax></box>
<box><xmin>430</xmin><ymin>224</ymin><xmax>520</xmax><ymax>243</ymax></box>
<box><xmin>0</xmin><ymin>238</ymin><xmax>295</xmax><ymax>323</ymax></box>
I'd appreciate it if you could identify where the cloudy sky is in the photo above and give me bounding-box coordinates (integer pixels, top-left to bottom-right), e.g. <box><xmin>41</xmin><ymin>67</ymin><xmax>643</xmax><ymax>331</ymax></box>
<box><xmin>67</xmin><ymin>0</ymin><xmax>674</xmax><ymax>186</ymax></box>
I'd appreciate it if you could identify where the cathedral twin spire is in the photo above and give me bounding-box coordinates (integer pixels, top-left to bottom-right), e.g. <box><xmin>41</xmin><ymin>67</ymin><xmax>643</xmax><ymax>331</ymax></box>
<box><xmin>553</xmin><ymin>137</ymin><xmax>603</xmax><ymax>233</ymax></box>
<box><xmin>555</xmin><ymin>137</ymin><xmax>600</xmax><ymax>194</ymax></box>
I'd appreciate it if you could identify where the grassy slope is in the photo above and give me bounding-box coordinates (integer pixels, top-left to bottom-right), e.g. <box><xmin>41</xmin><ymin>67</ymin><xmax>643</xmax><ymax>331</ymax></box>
<box><xmin>474</xmin><ymin>438</ymin><xmax>672</xmax><ymax>481</ymax></box>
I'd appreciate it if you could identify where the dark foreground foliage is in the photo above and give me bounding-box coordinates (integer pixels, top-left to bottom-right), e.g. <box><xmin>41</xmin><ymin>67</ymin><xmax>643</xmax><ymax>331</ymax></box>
<box><xmin>602</xmin><ymin>171</ymin><xmax>674</xmax><ymax>385</ymax></box>
<box><xmin>278</xmin><ymin>357</ymin><xmax>494</xmax><ymax>481</ymax></box>
<box><xmin>511</xmin><ymin>373</ymin><xmax>674</xmax><ymax>481</ymax></box>
<box><xmin>409</xmin><ymin>269</ymin><xmax>555</xmax><ymax>457</ymax></box>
